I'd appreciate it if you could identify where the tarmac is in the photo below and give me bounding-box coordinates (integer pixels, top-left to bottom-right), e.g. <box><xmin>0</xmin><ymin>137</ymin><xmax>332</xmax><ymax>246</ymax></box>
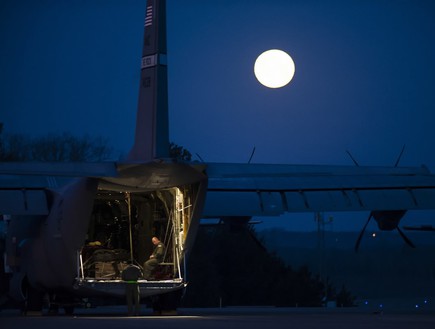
<box><xmin>1</xmin><ymin>306</ymin><xmax>435</xmax><ymax>329</ymax></box>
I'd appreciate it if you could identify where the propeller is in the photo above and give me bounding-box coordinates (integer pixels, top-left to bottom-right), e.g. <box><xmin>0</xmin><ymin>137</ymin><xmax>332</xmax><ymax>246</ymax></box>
<box><xmin>248</xmin><ymin>146</ymin><xmax>256</xmax><ymax>164</ymax></box>
<box><xmin>355</xmin><ymin>210</ymin><xmax>416</xmax><ymax>252</ymax></box>
<box><xmin>350</xmin><ymin>146</ymin><xmax>415</xmax><ymax>251</ymax></box>
<box><xmin>397</xmin><ymin>226</ymin><xmax>416</xmax><ymax>248</ymax></box>
<box><xmin>394</xmin><ymin>144</ymin><xmax>406</xmax><ymax>167</ymax></box>
<box><xmin>354</xmin><ymin>212</ymin><xmax>373</xmax><ymax>252</ymax></box>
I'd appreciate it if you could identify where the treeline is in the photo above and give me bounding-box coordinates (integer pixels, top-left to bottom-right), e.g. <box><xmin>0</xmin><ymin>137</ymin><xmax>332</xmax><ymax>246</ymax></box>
<box><xmin>0</xmin><ymin>123</ymin><xmax>113</xmax><ymax>162</ymax></box>
<box><xmin>181</xmin><ymin>224</ymin><xmax>356</xmax><ymax>307</ymax></box>
<box><xmin>0</xmin><ymin>123</ymin><xmax>192</xmax><ymax>162</ymax></box>
<box><xmin>259</xmin><ymin>229</ymin><xmax>435</xmax><ymax>300</ymax></box>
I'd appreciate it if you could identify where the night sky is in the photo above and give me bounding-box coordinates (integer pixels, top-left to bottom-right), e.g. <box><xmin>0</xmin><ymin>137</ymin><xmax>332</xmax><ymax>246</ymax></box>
<box><xmin>1</xmin><ymin>0</ymin><xmax>435</xmax><ymax>231</ymax></box>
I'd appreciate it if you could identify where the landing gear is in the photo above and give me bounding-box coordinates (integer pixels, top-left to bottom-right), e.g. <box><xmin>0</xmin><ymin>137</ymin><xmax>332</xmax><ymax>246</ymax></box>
<box><xmin>22</xmin><ymin>284</ymin><xmax>44</xmax><ymax>315</ymax></box>
<box><xmin>47</xmin><ymin>294</ymin><xmax>76</xmax><ymax>315</ymax></box>
<box><xmin>64</xmin><ymin>305</ymin><xmax>75</xmax><ymax>315</ymax></box>
<box><xmin>151</xmin><ymin>290</ymin><xmax>182</xmax><ymax>315</ymax></box>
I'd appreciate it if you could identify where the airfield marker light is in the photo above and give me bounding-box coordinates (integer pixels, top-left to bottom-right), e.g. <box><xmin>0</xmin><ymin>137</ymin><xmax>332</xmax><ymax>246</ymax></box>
<box><xmin>364</xmin><ymin>301</ymin><xmax>369</xmax><ymax>305</ymax></box>
<box><xmin>415</xmin><ymin>304</ymin><xmax>419</xmax><ymax>309</ymax></box>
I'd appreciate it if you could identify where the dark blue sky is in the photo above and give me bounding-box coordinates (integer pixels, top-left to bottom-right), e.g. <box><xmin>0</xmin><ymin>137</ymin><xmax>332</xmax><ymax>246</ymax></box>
<box><xmin>1</xmin><ymin>0</ymin><xmax>435</xmax><ymax>231</ymax></box>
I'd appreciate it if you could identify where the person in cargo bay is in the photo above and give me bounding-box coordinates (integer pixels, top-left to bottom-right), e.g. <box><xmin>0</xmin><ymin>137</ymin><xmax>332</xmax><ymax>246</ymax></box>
<box><xmin>143</xmin><ymin>236</ymin><xmax>165</xmax><ymax>279</ymax></box>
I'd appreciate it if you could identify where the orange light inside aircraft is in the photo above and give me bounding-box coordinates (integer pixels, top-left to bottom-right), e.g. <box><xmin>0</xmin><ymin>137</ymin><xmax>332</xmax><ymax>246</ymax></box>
<box><xmin>254</xmin><ymin>49</ymin><xmax>295</xmax><ymax>88</ymax></box>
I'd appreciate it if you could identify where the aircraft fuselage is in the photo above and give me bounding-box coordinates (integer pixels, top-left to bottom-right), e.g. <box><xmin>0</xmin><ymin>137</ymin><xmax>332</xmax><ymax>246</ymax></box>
<box><xmin>3</xmin><ymin>162</ymin><xmax>207</xmax><ymax>307</ymax></box>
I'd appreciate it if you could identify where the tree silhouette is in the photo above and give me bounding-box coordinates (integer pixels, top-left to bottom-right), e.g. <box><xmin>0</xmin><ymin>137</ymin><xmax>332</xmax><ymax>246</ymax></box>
<box><xmin>169</xmin><ymin>142</ymin><xmax>192</xmax><ymax>162</ymax></box>
<box><xmin>0</xmin><ymin>124</ymin><xmax>112</xmax><ymax>161</ymax></box>
<box><xmin>182</xmin><ymin>223</ymin><xmax>326</xmax><ymax>307</ymax></box>
<box><xmin>1</xmin><ymin>123</ymin><xmax>195</xmax><ymax>162</ymax></box>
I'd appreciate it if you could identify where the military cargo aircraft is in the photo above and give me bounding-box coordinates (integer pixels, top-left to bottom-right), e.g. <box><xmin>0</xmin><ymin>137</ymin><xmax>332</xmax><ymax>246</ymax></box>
<box><xmin>1</xmin><ymin>0</ymin><xmax>435</xmax><ymax>314</ymax></box>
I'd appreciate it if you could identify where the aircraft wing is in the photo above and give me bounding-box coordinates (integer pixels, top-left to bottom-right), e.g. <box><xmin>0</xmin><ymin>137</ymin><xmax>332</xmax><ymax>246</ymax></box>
<box><xmin>0</xmin><ymin>161</ymin><xmax>117</xmax><ymax>215</ymax></box>
<box><xmin>202</xmin><ymin>163</ymin><xmax>435</xmax><ymax>217</ymax></box>
<box><xmin>2</xmin><ymin>161</ymin><xmax>435</xmax><ymax>218</ymax></box>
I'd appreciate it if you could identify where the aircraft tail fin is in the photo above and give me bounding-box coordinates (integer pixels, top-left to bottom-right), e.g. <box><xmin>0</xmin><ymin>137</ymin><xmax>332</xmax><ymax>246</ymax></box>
<box><xmin>127</xmin><ymin>0</ymin><xmax>169</xmax><ymax>162</ymax></box>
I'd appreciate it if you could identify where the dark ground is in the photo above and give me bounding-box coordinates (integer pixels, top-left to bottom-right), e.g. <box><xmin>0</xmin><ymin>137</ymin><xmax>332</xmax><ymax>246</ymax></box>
<box><xmin>1</xmin><ymin>306</ymin><xmax>435</xmax><ymax>329</ymax></box>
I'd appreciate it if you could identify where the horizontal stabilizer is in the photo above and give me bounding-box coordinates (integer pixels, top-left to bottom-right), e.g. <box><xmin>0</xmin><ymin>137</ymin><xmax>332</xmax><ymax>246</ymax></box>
<box><xmin>0</xmin><ymin>162</ymin><xmax>117</xmax><ymax>177</ymax></box>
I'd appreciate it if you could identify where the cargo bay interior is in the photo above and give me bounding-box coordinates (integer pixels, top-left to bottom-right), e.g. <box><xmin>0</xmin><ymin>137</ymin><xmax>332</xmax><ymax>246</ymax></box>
<box><xmin>78</xmin><ymin>186</ymin><xmax>192</xmax><ymax>281</ymax></box>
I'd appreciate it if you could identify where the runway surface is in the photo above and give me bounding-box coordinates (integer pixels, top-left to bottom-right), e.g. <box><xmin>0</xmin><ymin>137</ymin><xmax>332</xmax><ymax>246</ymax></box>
<box><xmin>1</xmin><ymin>306</ymin><xmax>435</xmax><ymax>329</ymax></box>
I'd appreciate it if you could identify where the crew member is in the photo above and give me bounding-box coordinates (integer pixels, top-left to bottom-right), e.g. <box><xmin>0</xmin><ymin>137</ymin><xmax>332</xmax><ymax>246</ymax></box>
<box><xmin>121</xmin><ymin>263</ymin><xmax>143</xmax><ymax>316</ymax></box>
<box><xmin>143</xmin><ymin>237</ymin><xmax>165</xmax><ymax>279</ymax></box>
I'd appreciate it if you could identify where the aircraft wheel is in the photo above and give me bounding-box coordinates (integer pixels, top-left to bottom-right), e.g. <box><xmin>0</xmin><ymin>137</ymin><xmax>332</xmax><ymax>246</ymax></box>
<box><xmin>151</xmin><ymin>290</ymin><xmax>182</xmax><ymax>315</ymax></box>
<box><xmin>22</xmin><ymin>285</ymin><xmax>44</xmax><ymax>315</ymax></box>
<box><xmin>64</xmin><ymin>305</ymin><xmax>74</xmax><ymax>315</ymax></box>
<box><xmin>47</xmin><ymin>303</ymin><xmax>59</xmax><ymax>315</ymax></box>
<box><xmin>47</xmin><ymin>293</ymin><xmax>75</xmax><ymax>315</ymax></box>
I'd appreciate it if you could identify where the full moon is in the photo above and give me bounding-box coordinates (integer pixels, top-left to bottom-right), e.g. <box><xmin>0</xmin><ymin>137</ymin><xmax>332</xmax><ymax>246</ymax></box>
<box><xmin>254</xmin><ymin>49</ymin><xmax>295</xmax><ymax>88</ymax></box>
